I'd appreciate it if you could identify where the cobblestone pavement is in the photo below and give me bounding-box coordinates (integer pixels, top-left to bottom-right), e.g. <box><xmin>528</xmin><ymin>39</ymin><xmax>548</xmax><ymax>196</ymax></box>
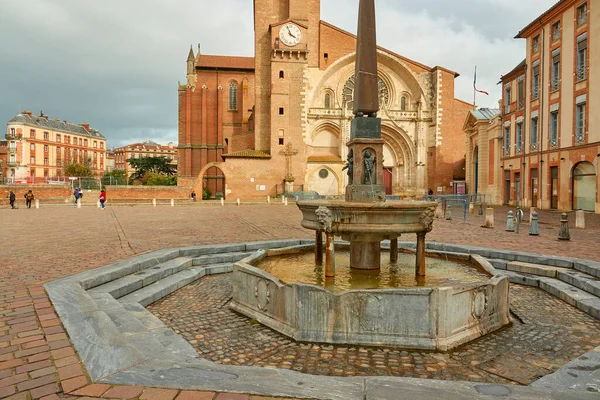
<box><xmin>149</xmin><ymin>274</ymin><xmax>600</xmax><ymax>386</ymax></box>
<box><xmin>0</xmin><ymin>203</ymin><xmax>599</xmax><ymax>399</ymax></box>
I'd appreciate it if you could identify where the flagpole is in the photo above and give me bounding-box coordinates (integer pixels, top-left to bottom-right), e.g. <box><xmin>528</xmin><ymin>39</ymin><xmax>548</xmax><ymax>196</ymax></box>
<box><xmin>473</xmin><ymin>66</ymin><xmax>477</xmax><ymax>110</ymax></box>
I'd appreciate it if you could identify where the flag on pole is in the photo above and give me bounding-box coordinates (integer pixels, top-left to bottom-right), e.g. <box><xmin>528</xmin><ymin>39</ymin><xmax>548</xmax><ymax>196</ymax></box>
<box><xmin>473</xmin><ymin>66</ymin><xmax>489</xmax><ymax>95</ymax></box>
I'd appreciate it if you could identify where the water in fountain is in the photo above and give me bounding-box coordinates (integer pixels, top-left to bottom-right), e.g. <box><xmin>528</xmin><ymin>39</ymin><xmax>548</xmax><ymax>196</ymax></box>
<box><xmin>256</xmin><ymin>251</ymin><xmax>489</xmax><ymax>292</ymax></box>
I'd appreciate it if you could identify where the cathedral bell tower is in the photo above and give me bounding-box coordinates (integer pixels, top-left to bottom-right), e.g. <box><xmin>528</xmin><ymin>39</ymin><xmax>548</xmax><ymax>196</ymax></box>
<box><xmin>253</xmin><ymin>0</ymin><xmax>320</xmax><ymax>167</ymax></box>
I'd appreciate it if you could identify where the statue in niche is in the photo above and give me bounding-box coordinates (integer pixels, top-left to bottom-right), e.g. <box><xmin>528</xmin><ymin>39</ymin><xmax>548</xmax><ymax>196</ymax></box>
<box><xmin>342</xmin><ymin>150</ymin><xmax>354</xmax><ymax>184</ymax></box>
<box><xmin>363</xmin><ymin>150</ymin><xmax>375</xmax><ymax>184</ymax></box>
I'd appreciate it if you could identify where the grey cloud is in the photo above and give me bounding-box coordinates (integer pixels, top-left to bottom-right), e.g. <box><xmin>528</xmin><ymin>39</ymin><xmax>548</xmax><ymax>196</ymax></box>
<box><xmin>0</xmin><ymin>0</ymin><xmax>557</xmax><ymax>147</ymax></box>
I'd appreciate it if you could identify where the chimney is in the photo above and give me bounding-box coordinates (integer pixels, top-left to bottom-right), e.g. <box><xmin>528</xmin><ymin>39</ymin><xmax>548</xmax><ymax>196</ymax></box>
<box><xmin>79</xmin><ymin>123</ymin><xmax>90</xmax><ymax>131</ymax></box>
<box><xmin>22</xmin><ymin>110</ymin><xmax>32</xmax><ymax>117</ymax></box>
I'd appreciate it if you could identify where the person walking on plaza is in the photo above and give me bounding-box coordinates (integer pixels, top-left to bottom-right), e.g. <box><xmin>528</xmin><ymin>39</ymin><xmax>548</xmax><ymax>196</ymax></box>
<box><xmin>9</xmin><ymin>191</ymin><xmax>16</xmax><ymax>209</ymax></box>
<box><xmin>98</xmin><ymin>189</ymin><xmax>107</xmax><ymax>210</ymax></box>
<box><xmin>73</xmin><ymin>188</ymin><xmax>79</xmax><ymax>207</ymax></box>
<box><xmin>24</xmin><ymin>190</ymin><xmax>34</xmax><ymax>208</ymax></box>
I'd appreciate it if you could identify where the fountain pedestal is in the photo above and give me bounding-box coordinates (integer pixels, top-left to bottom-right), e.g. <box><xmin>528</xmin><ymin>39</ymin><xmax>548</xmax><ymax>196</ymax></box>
<box><xmin>350</xmin><ymin>240</ymin><xmax>381</xmax><ymax>270</ymax></box>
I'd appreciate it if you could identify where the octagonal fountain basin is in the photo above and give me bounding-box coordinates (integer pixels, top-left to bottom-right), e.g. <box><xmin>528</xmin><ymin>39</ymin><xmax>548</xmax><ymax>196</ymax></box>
<box><xmin>230</xmin><ymin>245</ymin><xmax>510</xmax><ymax>351</ymax></box>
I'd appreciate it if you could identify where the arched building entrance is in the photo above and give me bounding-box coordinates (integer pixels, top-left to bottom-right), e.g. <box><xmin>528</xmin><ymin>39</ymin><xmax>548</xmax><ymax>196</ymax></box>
<box><xmin>308</xmin><ymin>166</ymin><xmax>339</xmax><ymax>196</ymax></box>
<box><xmin>572</xmin><ymin>161</ymin><xmax>596</xmax><ymax>211</ymax></box>
<box><xmin>202</xmin><ymin>166</ymin><xmax>225</xmax><ymax>199</ymax></box>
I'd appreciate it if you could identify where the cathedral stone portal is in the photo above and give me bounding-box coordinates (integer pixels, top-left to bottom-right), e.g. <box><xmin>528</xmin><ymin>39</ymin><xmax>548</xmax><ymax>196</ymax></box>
<box><xmin>177</xmin><ymin>0</ymin><xmax>472</xmax><ymax>199</ymax></box>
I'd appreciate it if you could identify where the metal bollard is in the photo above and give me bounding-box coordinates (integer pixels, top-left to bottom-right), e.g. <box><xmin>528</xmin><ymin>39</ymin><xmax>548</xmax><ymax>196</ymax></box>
<box><xmin>152</xmin><ymin>199</ymin><xmax>156</xmax><ymax>207</ymax></box>
<box><xmin>478</xmin><ymin>203</ymin><xmax>483</xmax><ymax>216</ymax></box>
<box><xmin>236</xmin><ymin>198</ymin><xmax>240</xmax><ymax>206</ymax></box>
<box><xmin>529</xmin><ymin>212</ymin><xmax>539</xmax><ymax>236</ymax></box>
<box><xmin>506</xmin><ymin>210</ymin><xmax>514</xmax><ymax>232</ymax></box>
<box><xmin>558</xmin><ymin>213</ymin><xmax>570</xmax><ymax>240</ymax></box>
<box><xmin>35</xmin><ymin>199</ymin><xmax>40</xmax><ymax>209</ymax></box>
<box><xmin>281</xmin><ymin>196</ymin><xmax>285</xmax><ymax>204</ymax></box>
<box><xmin>97</xmin><ymin>200</ymin><xmax>101</xmax><ymax>208</ymax></box>
<box><xmin>267</xmin><ymin>195</ymin><xmax>271</xmax><ymax>204</ymax></box>
<box><xmin>171</xmin><ymin>199</ymin><xmax>174</xmax><ymax>207</ymax></box>
<box><xmin>284</xmin><ymin>197</ymin><xmax>288</xmax><ymax>206</ymax></box>
<box><xmin>515</xmin><ymin>207</ymin><xmax>523</xmax><ymax>233</ymax></box>
<box><xmin>77</xmin><ymin>198</ymin><xmax>81</xmax><ymax>209</ymax></box>
<box><xmin>220</xmin><ymin>198</ymin><xmax>224</xmax><ymax>206</ymax></box>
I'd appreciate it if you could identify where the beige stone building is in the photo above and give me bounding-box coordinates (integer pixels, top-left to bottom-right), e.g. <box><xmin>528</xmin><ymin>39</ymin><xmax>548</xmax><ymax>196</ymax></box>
<box><xmin>503</xmin><ymin>0</ymin><xmax>598</xmax><ymax>212</ymax></box>
<box><xmin>4</xmin><ymin>111</ymin><xmax>106</xmax><ymax>183</ymax></box>
<box><xmin>178</xmin><ymin>0</ymin><xmax>473</xmax><ymax>199</ymax></box>
<box><xmin>464</xmin><ymin>108</ymin><xmax>502</xmax><ymax>205</ymax></box>
<box><xmin>113</xmin><ymin>139</ymin><xmax>177</xmax><ymax>178</ymax></box>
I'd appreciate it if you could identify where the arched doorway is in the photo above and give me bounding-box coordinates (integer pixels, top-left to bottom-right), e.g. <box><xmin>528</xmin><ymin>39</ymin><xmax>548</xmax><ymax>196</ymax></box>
<box><xmin>202</xmin><ymin>166</ymin><xmax>225</xmax><ymax>199</ymax></box>
<box><xmin>308</xmin><ymin>167</ymin><xmax>339</xmax><ymax>196</ymax></box>
<box><xmin>382</xmin><ymin>143</ymin><xmax>396</xmax><ymax>195</ymax></box>
<box><xmin>473</xmin><ymin>146</ymin><xmax>479</xmax><ymax>193</ymax></box>
<box><xmin>572</xmin><ymin>161</ymin><xmax>596</xmax><ymax>211</ymax></box>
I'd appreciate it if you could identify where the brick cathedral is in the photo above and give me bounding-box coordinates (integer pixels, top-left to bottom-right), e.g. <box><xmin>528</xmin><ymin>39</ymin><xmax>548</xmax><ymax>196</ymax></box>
<box><xmin>178</xmin><ymin>0</ymin><xmax>473</xmax><ymax>199</ymax></box>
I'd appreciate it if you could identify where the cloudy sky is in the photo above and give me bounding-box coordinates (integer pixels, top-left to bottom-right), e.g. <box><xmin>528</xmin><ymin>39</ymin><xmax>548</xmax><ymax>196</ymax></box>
<box><xmin>0</xmin><ymin>0</ymin><xmax>557</xmax><ymax>148</ymax></box>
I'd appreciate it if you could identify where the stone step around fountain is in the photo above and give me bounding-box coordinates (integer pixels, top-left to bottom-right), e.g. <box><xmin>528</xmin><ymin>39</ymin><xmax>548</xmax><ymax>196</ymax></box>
<box><xmin>88</xmin><ymin>257</ymin><xmax>194</xmax><ymax>299</ymax></box>
<box><xmin>506</xmin><ymin>261</ymin><xmax>572</xmax><ymax>278</ymax></box>
<box><xmin>118</xmin><ymin>263</ymin><xmax>234</xmax><ymax>307</ymax></box>
<box><xmin>494</xmin><ymin>268</ymin><xmax>600</xmax><ymax>320</ymax></box>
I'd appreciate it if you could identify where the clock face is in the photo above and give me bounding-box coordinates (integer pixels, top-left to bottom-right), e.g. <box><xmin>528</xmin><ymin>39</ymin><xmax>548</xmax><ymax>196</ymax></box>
<box><xmin>279</xmin><ymin>23</ymin><xmax>302</xmax><ymax>47</ymax></box>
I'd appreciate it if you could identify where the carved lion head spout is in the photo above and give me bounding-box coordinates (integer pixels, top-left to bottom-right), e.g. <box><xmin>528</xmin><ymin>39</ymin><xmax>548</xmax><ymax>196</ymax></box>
<box><xmin>315</xmin><ymin>206</ymin><xmax>333</xmax><ymax>233</ymax></box>
<box><xmin>420</xmin><ymin>207</ymin><xmax>435</xmax><ymax>232</ymax></box>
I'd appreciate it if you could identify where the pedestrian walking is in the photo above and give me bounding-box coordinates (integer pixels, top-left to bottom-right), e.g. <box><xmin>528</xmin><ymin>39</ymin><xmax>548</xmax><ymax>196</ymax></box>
<box><xmin>98</xmin><ymin>189</ymin><xmax>107</xmax><ymax>210</ymax></box>
<box><xmin>24</xmin><ymin>190</ymin><xmax>34</xmax><ymax>209</ymax></box>
<box><xmin>73</xmin><ymin>188</ymin><xmax>79</xmax><ymax>207</ymax></box>
<box><xmin>9</xmin><ymin>191</ymin><xmax>16</xmax><ymax>209</ymax></box>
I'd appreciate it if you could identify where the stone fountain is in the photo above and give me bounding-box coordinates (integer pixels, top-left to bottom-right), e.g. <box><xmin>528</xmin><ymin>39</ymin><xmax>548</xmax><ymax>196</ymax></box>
<box><xmin>230</xmin><ymin>0</ymin><xmax>510</xmax><ymax>351</ymax></box>
<box><xmin>297</xmin><ymin>0</ymin><xmax>435</xmax><ymax>276</ymax></box>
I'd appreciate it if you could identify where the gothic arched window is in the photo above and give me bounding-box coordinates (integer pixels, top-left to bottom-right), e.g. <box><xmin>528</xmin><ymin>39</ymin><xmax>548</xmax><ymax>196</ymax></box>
<box><xmin>324</xmin><ymin>93</ymin><xmax>331</xmax><ymax>109</ymax></box>
<box><xmin>342</xmin><ymin>75</ymin><xmax>389</xmax><ymax>111</ymax></box>
<box><xmin>228</xmin><ymin>82</ymin><xmax>238</xmax><ymax>111</ymax></box>
<box><xmin>401</xmin><ymin>96</ymin><xmax>407</xmax><ymax>111</ymax></box>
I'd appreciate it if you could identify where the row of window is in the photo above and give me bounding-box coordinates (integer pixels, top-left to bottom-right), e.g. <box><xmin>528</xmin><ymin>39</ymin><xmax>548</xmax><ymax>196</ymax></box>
<box><xmin>28</xmin><ymin>143</ymin><xmax>105</xmax><ymax>158</ymax></box>
<box><xmin>503</xmin><ymin>99</ymin><xmax>587</xmax><ymax>155</ymax></box>
<box><xmin>7</xmin><ymin>128</ymin><xmax>105</xmax><ymax>149</ymax></box>
<box><xmin>506</xmin><ymin>34</ymin><xmax>587</xmax><ymax>112</ymax></box>
<box><xmin>24</xmin><ymin>156</ymin><xmax>104</xmax><ymax>168</ymax></box>
<box><xmin>228</xmin><ymin>79</ymin><xmax>412</xmax><ymax>112</ymax></box>
<box><xmin>322</xmin><ymin>93</ymin><xmax>410</xmax><ymax>110</ymax></box>
<box><xmin>531</xmin><ymin>2</ymin><xmax>587</xmax><ymax>53</ymax></box>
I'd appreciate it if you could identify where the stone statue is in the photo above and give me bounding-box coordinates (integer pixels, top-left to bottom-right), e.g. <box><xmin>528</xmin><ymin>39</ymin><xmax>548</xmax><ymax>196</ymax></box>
<box><xmin>342</xmin><ymin>150</ymin><xmax>354</xmax><ymax>184</ymax></box>
<box><xmin>363</xmin><ymin>150</ymin><xmax>375</xmax><ymax>184</ymax></box>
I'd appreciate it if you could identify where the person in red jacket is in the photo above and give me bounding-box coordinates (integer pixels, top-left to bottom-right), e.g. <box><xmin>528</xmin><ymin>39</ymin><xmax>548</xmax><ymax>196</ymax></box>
<box><xmin>98</xmin><ymin>189</ymin><xmax>107</xmax><ymax>210</ymax></box>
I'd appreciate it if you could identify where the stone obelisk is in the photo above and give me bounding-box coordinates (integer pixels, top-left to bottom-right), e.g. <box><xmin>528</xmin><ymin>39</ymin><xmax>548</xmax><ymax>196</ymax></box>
<box><xmin>345</xmin><ymin>0</ymin><xmax>388</xmax><ymax>269</ymax></box>
<box><xmin>353</xmin><ymin>0</ymin><xmax>379</xmax><ymax>117</ymax></box>
<box><xmin>346</xmin><ymin>0</ymin><xmax>385</xmax><ymax>204</ymax></box>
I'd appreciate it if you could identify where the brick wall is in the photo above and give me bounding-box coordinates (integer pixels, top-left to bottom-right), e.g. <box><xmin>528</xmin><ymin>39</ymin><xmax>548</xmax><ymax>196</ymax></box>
<box><xmin>103</xmin><ymin>186</ymin><xmax>193</xmax><ymax>199</ymax></box>
<box><xmin>1</xmin><ymin>185</ymin><xmax>193</xmax><ymax>205</ymax></box>
<box><xmin>2</xmin><ymin>185</ymin><xmax>70</xmax><ymax>200</ymax></box>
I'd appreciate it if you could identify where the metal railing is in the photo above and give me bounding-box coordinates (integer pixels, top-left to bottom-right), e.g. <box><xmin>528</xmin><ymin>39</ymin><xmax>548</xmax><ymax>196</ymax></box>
<box><xmin>423</xmin><ymin>194</ymin><xmax>488</xmax><ymax>221</ymax></box>
<box><xmin>275</xmin><ymin>184</ymin><xmax>304</xmax><ymax>197</ymax></box>
<box><xmin>551</xmin><ymin>76</ymin><xmax>560</xmax><ymax>91</ymax></box>
<box><xmin>576</xmin><ymin>65</ymin><xmax>587</xmax><ymax>81</ymax></box>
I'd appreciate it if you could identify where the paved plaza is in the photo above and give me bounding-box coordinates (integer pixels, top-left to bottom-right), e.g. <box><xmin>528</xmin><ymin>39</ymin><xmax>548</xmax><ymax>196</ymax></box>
<box><xmin>1</xmin><ymin>203</ymin><xmax>600</xmax><ymax>399</ymax></box>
